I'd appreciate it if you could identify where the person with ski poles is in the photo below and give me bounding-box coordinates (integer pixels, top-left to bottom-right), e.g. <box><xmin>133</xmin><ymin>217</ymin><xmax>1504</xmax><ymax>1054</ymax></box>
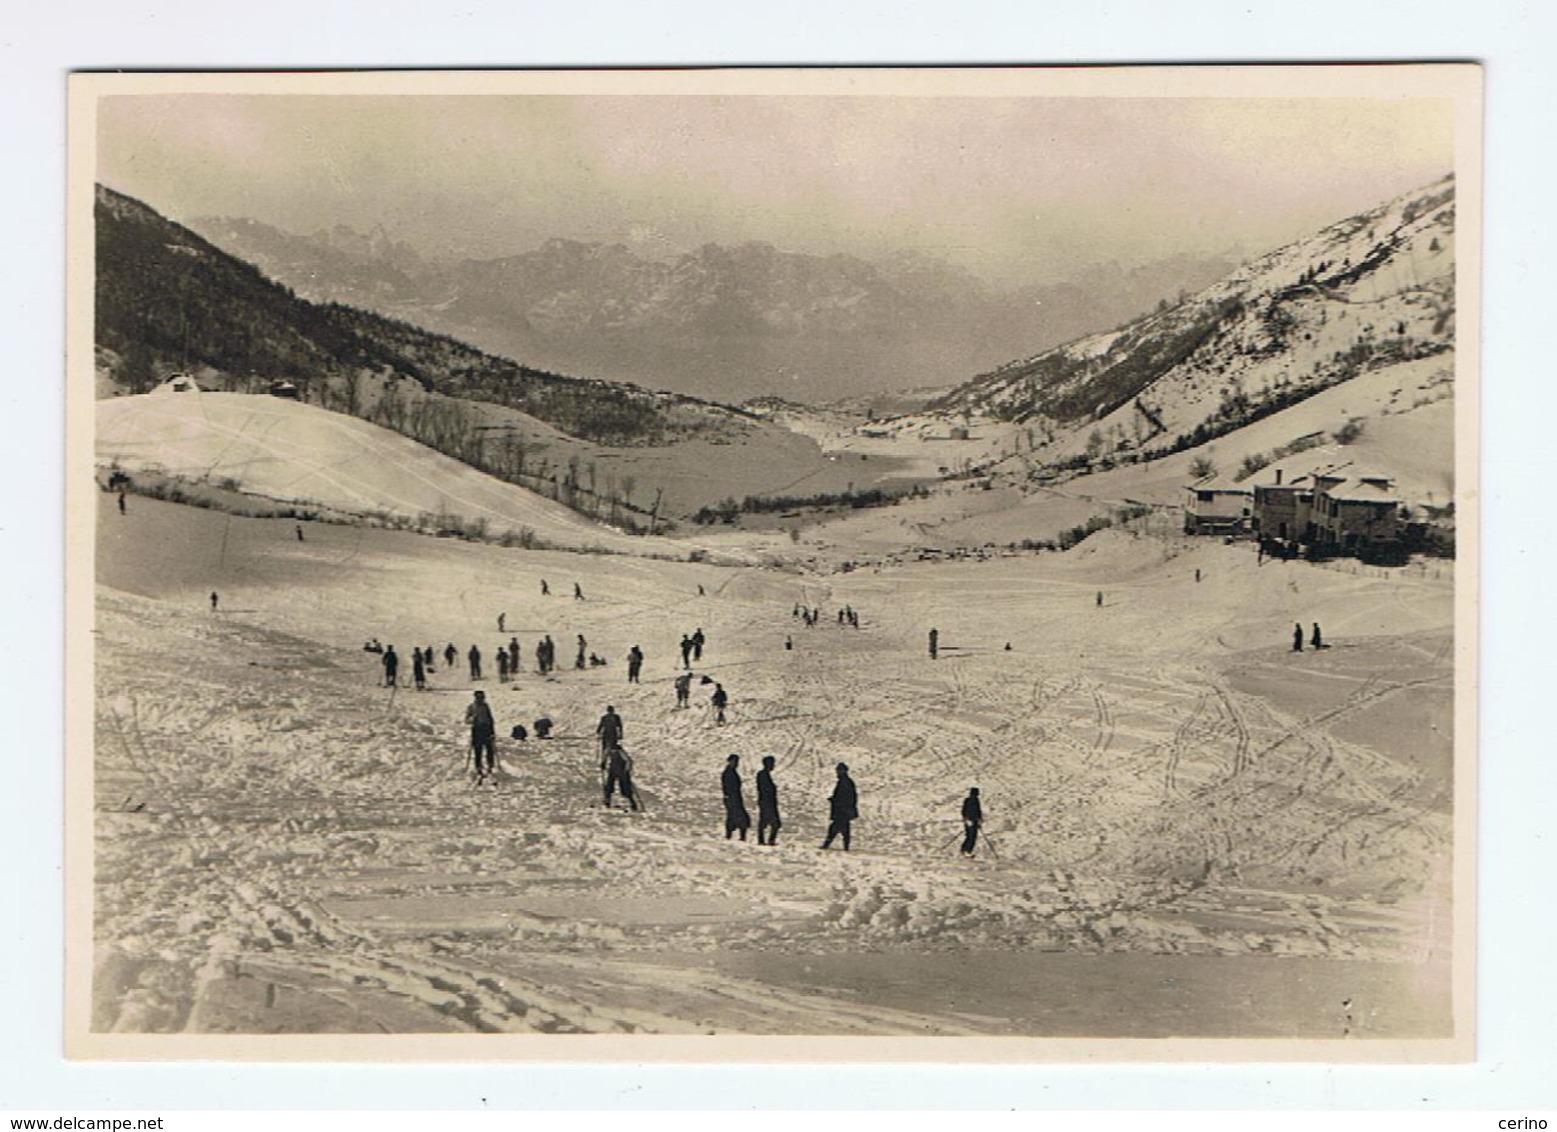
<box><xmin>960</xmin><ymin>787</ymin><xmax>983</xmax><ymax>857</ymax></box>
<box><xmin>596</xmin><ymin>704</ymin><xmax>624</xmax><ymax>757</ymax></box>
<box><xmin>601</xmin><ymin>744</ymin><xmax>640</xmax><ymax>811</ymax></box>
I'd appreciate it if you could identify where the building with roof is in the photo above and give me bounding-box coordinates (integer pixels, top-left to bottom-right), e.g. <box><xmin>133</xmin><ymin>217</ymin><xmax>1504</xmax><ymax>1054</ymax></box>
<box><xmin>1183</xmin><ymin>482</ymin><xmax>1250</xmax><ymax>534</ymax></box>
<box><xmin>1250</xmin><ymin>460</ymin><xmax>1403</xmax><ymax>558</ymax></box>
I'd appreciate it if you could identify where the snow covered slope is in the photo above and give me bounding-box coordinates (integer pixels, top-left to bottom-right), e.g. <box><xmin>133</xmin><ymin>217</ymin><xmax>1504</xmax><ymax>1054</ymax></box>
<box><xmin>900</xmin><ymin>175</ymin><xmax>1456</xmax><ymax>469</ymax></box>
<box><xmin>96</xmin><ymin>392</ymin><xmax>675</xmax><ymax>555</ymax></box>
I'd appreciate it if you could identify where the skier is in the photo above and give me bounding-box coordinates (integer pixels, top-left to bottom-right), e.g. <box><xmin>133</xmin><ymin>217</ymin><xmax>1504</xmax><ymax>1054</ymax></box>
<box><xmin>601</xmin><ymin>744</ymin><xmax>640</xmax><ymax>811</ymax></box>
<box><xmin>444</xmin><ymin>642</ymin><xmax>458</xmax><ymax>670</ymax></box>
<box><xmin>626</xmin><ymin>645</ymin><xmax>644</xmax><ymax>684</ymax></box>
<box><xmin>721</xmin><ymin>754</ymin><xmax>751</xmax><ymax>841</ymax></box>
<box><xmin>382</xmin><ymin>645</ymin><xmax>399</xmax><ymax>688</ymax></box>
<box><xmin>692</xmin><ymin>628</ymin><xmax>706</xmax><ymax>662</ymax></box>
<box><xmin>820</xmin><ymin>763</ymin><xmax>858</xmax><ymax>851</ymax></box>
<box><xmin>674</xmin><ymin>671</ymin><xmax>693</xmax><ymax>709</ymax></box>
<box><xmin>468</xmin><ymin>643</ymin><xmax>483</xmax><ymax>680</ymax></box>
<box><xmin>960</xmin><ymin>787</ymin><xmax>983</xmax><ymax>857</ymax></box>
<box><xmin>575</xmin><ymin>634</ymin><xmax>587</xmax><ymax>670</ymax></box>
<box><xmin>710</xmin><ymin>682</ymin><xmax>729</xmax><ymax>726</ymax></box>
<box><xmin>928</xmin><ymin>628</ymin><xmax>939</xmax><ymax>661</ymax></box>
<box><xmin>541</xmin><ymin>579</ymin><xmax>550</xmax><ymax>596</ymax></box>
<box><xmin>1312</xmin><ymin>622</ymin><xmax>1324</xmax><ymax>650</ymax></box>
<box><xmin>574</xmin><ymin>582</ymin><xmax>585</xmax><ymax>601</ymax></box>
<box><xmin>596</xmin><ymin>704</ymin><xmax>624</xmax><ymax>755</ymax></box>
<box><xmin>756</xmin><ymin>755</ymin><xmax>781</xmax><ymax>846</ymax></box>
<box><xmin>412</xmin><ymin>648</ymin><xmax>426</xmax><ymax>691</ymax></box>
<box><xmin>465</xmin><ymin>690</ymin><xmax>497</xmax><ymax>784</ymax></box>
<box><xmin>1293</xmin><ymin>622</ymin><xmax>1304</xmax><ymax>652</ymax></box>
<box><xmin>679</xmin><ymin>635</ymin><xmax>693</xmax><ymax>669</ymax></box>
<box><xmin>508</xmin><ymin>637</ymin><xmax>520</xmax><ymax>674</ymax></box>
<box><xmin>543</xmin><ymin>635</ymin><xmax>555</xmax><ymax>674</ymax></box>
<box><xmin>496</xmin><ymin>647</ymin><xmax>510</xmax><ymax>684</ymax></box>
<box><xmin>498</xmin><ymin>612</ymin><xmax>506</xmax><ymax>633</ymax></box>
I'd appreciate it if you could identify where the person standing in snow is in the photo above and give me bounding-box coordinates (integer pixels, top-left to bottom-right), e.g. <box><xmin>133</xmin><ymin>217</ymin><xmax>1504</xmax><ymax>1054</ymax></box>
<box><xmin>596</xmin><ymin>704</ymin><xmax>623</xmax><ymax>756</ymax></box>
<box><xmin>574</xmin><ymin>582</ymin><xmax>585</xmax><ymax>601</ymax></box>
<box><xmin>508</xmin><ymin>637</ymin><xmax>520</xmax><ymax>675</ymax></box>
<box><xmin>674</xmin><ymin>671</ymin><xmax>693</xmax><ymax>709</ymax></box>
<box><xmin>575</xmin><ymin>634</ymin><xmax>587</xmax><ymax>670</ymax></box>
<box><xmin>496</xmin><ymin>647</ymin><xmax>510</xmax><ymax>684</ymax></box>
<box><xmin>498</xmin><ymin>612</ymin><xmax>506</xmax><ymax>633</ymax></box>
<box><xmin>960</xmin><ymin>787</ymin><xmax>983</xmax><ymax>857</ymax></box>
<box><xmin>541</xmin><ymin>579</ymin><xmax>550</xmax><ymax>596</ymax></box>
<box><xmin>1311</xmin><ymin>622</ymin><xmax>1324</xmax><ymax>650</ymax></box>
<box><xmin>382</xmin><ymin>645</ymin><xmax>399</xmax><ymax>688</ymax></box>
<box><xmin>679</xmin><ymin>634</ymin><xmax>693</xmax><ymax>669</ymax></box>
<box><xmin>601</xmin><ymin>744</ymin><xmax>640</xmax><ymax>811</ymax></box>
<box><xmin>1292</xmin><ymin>623</ymin><xmax>1304</xmax><ymax>652</ymax></box>
<box><xmin>468</xmin><ymin>643</ymin><xmax>483</xmax><ymax>680</ymax></box>
<box><xmin>412</xmin><ymin>648</ymin><xmax>426</xmax><ymax>691</ymax></box>
<box><xmin>710</xmin><ymin>682</ymin><xmax>729</xmax><ymax>726</ymax></box>
<box><xmin>465</xmin><ymin>690</ymin><xmax>497</xmax><ymax>784</ymax></box>
<box><xmin>756</xmin><ymin>755</ymin><xmax>781</xmax><ymax>846</ymax></box>
<box><xmin>626</xmin><ymin>645</ymin><xmax>644</xmax><ymax>684</ymax></box>
<box><xmin>444</xmin><ymin>642</ymin><xmax>458</xmax><ymax>670</ymax></box>
<box><xmin>295</xmin><ymin>523</ymin><xmax>304</xmax><ymax>542</ymax></box>
<box><xmin>721</xmin><ymin>754</ymin><xmax>751</xmax><ymax>841</ymax></box>
<box><xmin>928</xmin><ymin>627</ymin><xmax>939</xmax><ymax>660</ymax></box>
<box><xmin>692</xmin><ymin>627</ymin><xmax>706</xmax><ymax>662</ymax></box>
<box><xmin>210</xmin><ymin>591</ymin><xmax>219</xmax><ymax>612</ymax></box>
<box><xmin>118</xmin><ymin>491</ymin><xmax>126</xmax><ymax>515</ymax></box>
<box><xmin>821</xmin><ymin>763</ymin><xmax>858</xmax><ymax>851</ymax></box>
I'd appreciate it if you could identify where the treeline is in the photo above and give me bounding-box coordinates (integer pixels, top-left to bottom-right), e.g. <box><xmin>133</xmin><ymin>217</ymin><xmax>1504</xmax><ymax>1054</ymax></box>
<box><xmin>692</xmin><ymin>484</ymin><xmax>924</xmax><ymax>525</ymax></box>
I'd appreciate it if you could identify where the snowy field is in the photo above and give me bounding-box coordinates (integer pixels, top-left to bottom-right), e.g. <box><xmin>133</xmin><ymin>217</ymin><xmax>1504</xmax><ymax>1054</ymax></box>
<box><xmin>91</xmin><ymin>493</ymin><xmax>1454</xmax><ymax>1037</ymax></box>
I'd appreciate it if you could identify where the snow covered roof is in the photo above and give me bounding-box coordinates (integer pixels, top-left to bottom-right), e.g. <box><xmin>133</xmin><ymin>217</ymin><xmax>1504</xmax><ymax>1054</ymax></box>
<box><xmin>1324</xmin><ymin>481</ymin><xmax>1400</xmax><ymax>504</ymax></box>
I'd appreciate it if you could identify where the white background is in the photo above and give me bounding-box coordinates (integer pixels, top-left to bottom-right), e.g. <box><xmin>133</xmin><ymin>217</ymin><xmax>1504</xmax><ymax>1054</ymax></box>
<box><xmin>3</xmin><ymin>0</ymin><xmax>1553</xmax><ymax>1112</ymax></box>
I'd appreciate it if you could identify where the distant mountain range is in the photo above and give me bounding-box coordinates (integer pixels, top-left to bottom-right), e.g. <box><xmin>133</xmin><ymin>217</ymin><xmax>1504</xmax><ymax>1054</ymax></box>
<box><xmin>185</xmin><ymin>213</ymin><xmax>1238</xmax><ymax>404</ymax></box>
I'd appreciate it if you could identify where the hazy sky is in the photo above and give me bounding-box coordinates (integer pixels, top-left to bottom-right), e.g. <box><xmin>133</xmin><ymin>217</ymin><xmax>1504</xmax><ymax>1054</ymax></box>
<box><xmin>97</xmin><ymin>92</ymin><xmax>1454</xmax><ymax>286</ymax></box>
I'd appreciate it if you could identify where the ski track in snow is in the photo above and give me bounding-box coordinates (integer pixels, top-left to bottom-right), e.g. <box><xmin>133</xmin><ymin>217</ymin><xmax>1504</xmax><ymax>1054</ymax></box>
<box><xmin>91</xmin><ymin>500</ymin><xmax>1454</xmax><ymax>1035</ymax></box>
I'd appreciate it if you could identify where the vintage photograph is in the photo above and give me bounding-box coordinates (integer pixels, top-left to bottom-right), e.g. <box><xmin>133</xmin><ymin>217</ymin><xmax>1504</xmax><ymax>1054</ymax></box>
<box><xmin>67</xmin><ymin>66</ymin><xmax>1479</xmax><ymax>1056</ymax></box>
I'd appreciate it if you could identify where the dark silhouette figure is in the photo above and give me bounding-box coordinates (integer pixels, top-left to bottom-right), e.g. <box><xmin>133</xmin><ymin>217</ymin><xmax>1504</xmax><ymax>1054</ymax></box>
<box><xmin>382</xmin><ymin>645</ymin><xmax>399</xmax><ymax>687</ymax></box>
<box><xmin>118</xmin><ymin>492</ymin><xmax>126</xmax><ymax>515</ymax></box>
<box><xmin>1312</xmin><ymin>622</ymin><xmax>1324</xmax><ymax>650</ymax></box>
<box><xmin>602</xmin><ymin>744</ymin><xmax>639</xmax><ymax>810</ymax></box>
<box><xmin>498</xmin><ymin>612</ymin><xmax>506</xmax><ymax>633</ymax></box>
<box><xmin>756</xmin><ymin>755</ymin><xmax>781</xmax><ymax>846</ymax></box>
<box><xmin>445</xmin><ymin>643</ymin><xmax>458</xmax><ymax>669</ymax></box>
<box><xmin>1096</xmin><ymin>591</ymin><xmax>1103</xmax><ymax>608</ymax></box>
<box><xmin>692</xmin><ymin>628</ymin><xmax>706</xmax><ymax>662</ymax></box>
<box><xmin>543</xmin><ymin>635</ymin><xmax>556</xmax><ymax>673</ymax></box>
<box><xmin>679</xmin><ymin>635</ymin><xmax>693</xmax><ymax>668</ymax></box>
<box><xmin>295</xmin><ymin>523</ymin><xmax>304</xmax><ymax>542</ymax></box>
<box><xmin>465</xmin><ymin>690</ymin><xmax>497</xmax><ymax>783</ymax></box>
<box><xmin>698</xmin><ymin>584</ymin><xmax>706</xmax><ymax>596</ymax></box>
<box><xmin>785</xmin><ymin>635</ymin><xmax>793</xmax><ymax>651</ymax></box>
<box><xmin>469</xmin><ymin>644</ymin><xmax>483</xmax><ymax>680</ymax></box>
<box><xmin>821</xmin><ymin>763</ymin><xmax>858</xmax><ymax>851</ymax></box>
<box><xmin>210</xmin><ymin>592</ymin><xmax>219</xmax><ymax>612</ymax></box>
<box><xmin>575</xmin><ymin>634</ymin><xmax>587</xmax><ymax>670</ymax></box>
<box><xmin>508</xmin><ymin>638</ymin><xmax>520</xmax><ymax>674</ymax></box>
<box><xmin>1194</xmin><ymin>568</ymin><xmax>1201</xmax><ymax>583</ymax></box>
<box><xmin>722</xmin><ymin>755</ymin><xmax>751</xmax><ymax>840</ymax></box>
<box><xmin>596</xmin><ymin>705</ymin><xmax>623</xmax><ymax>755</ymax></box>
<box><xmin>928</xmin><ymin>628</ymin><xmax>939</xmax><ymax>660</ymax></box>
<box><xmin>423</xmin><ymin>646</ymin><xmax>435</xmax><ymax>670</ymax></box>
<box><xmin>960</xmin><ymin>787</ymin><xmax>983</xmax><ymax>857</ymax></box>
<box><xmin>711</xmin><ymin>682</ymin><xmax>728</xmax><ymax>725</ymax></box>
<box><xmin>541</xmin><ymin>579</ymin><xmax>550</xmax><ymax>596</ymax></box>
<box><xmin>1293</xmin><ymin>623</ymin><xmax>1304</xmax><ymax>652</ymax></box>
<box><xmin>412</xmin><ymin>649</ymin><xmax>426</xmax><ymax>690</ymax></box>
<box><xmin>574</xmin><ymin>582</ymin><xmax>585</xmax><ymax>601</ymax></box>
<box><xmin>674</xmin><ymin>671</ymin><xmax>693</xmax><ymax>709</ymax></box>
<box><xmin>533</xmin><ymin>716</ymin><xmax>554</xmax><ymax>739</ymax></box>
<box><xmin>496</xmin><ymin>648</ymin><xmax>510</xmax><ymax>683</ymax></box>
<box><xmin>626</xmin><ymin>645</ymin><xmax>644</xmax><ymax>683</ymax></box>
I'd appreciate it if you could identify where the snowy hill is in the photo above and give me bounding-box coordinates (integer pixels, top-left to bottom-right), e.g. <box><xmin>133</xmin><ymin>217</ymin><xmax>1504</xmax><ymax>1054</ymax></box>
<box><xmin>95</xmin><ymin>392</ymin><xmax>685</xmax><ymax>555</ymax></box>
<box><xmin>895</xmin><ymin>175</ymin><xmax>1456</xmax><ymax>471</ymax></box>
